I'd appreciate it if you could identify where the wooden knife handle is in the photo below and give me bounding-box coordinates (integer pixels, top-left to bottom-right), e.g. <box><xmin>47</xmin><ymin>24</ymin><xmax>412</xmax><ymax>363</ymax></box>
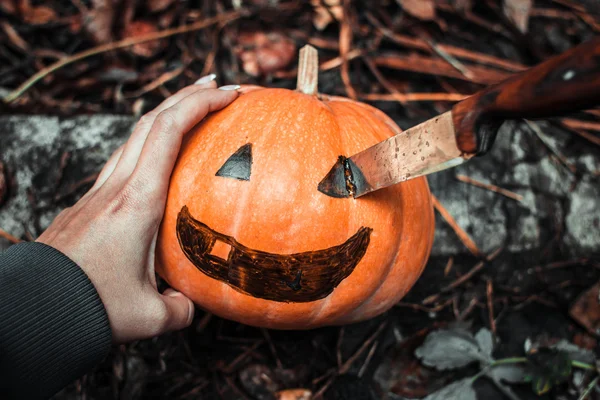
<box><xmin>452</xmin><ymin>37</ymin><xmax>600</xmax><ymax>155</ymax></box>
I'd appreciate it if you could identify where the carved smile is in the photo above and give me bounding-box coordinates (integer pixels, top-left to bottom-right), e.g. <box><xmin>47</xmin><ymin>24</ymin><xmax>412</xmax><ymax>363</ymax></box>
<box><xmin>176</xmin><ymin>206</ymin><xmax>372</xmax><ymax>303</ymax></box>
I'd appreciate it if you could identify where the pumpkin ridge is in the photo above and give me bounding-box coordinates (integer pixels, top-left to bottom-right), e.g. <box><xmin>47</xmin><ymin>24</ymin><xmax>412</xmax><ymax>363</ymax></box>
<box><xmin>342</xmin><ymin>102</ymin><xmax>404</xmax><ymax>317</ymax></box>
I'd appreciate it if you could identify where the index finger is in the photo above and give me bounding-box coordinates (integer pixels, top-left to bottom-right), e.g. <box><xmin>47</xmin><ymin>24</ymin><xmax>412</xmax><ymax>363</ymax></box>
<box><xmin>129</xmin><ymin>87</ymin><xmax>240</xmax><ymax>200</ymax></box>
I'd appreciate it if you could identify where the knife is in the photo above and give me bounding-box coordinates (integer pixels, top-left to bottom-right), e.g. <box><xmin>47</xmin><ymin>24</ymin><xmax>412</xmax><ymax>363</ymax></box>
<box><xmin>318</xmin><ymin>37</ymin><xmax>600</xmax><ymax>199</ymax></box>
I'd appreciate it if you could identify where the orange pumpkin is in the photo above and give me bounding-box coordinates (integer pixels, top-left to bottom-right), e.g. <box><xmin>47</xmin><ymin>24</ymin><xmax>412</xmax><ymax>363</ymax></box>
<box><xmin>156</xmin><ymin>46</ymin><xmax>434</xmax><ymax>329</ymax></box>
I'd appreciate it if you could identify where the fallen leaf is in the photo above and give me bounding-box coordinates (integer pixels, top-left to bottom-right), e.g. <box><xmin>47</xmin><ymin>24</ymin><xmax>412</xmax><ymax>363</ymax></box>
<box><xmin>397</xmin><ymin>0</ymin><xmax>436</xmax><ymax>20</ymax></box>
<box><xmin>276</xmin><ymin>389</ymin><xmax>312</xmax><ymax>400</ymax></box>
<box><xmin>310</xmin><ymin>0</ymin><xmax>343</xmax><ymax>31</ymax></box>
<box><xmin>157</xmin><ymin>7</ymin><xmax>177</xmax><ymax>28</ymax></box>
<box><xmin>415</xmin><ymin>327</ymin><xmax>490</xmax><ymax>370</ymax></box>
<box><xmin>424</xmin><ymin>378</ymin><xmax>476</xmax><ymax>400</ymax></box>
<box><xmin>82</xmin><ymin>0</ymin><xmax>115</xmax><ymax>44</ymax></box>
<box><xmin>1</xmin><ymin>22</ymin><xmax>29</xmax><ymax>51</ymax></box>
<box><xmin>236</xmin><ymin>31</ymin><xmax>296</xmax><ymax>76</ymax></box>
<box><xmin>122</xmin><ymin>20</ymin><xmax>165</xmax><ymax>58</ymax></box>
<box><xmin>489</xmin><ymin>364</ymin><xmax>528</xmax><ymax>383</ymax></box>
<box><xmin>0</xmin><ymin>0</ymin><xmax>17</xmax><ymax>15</ymax></box>
<box><xmin>503</xmin><ymin>0</ymin><xmax>532</xmax><ymax>33</ymax></box>
<box><xmin>239</xmin><ymin>364</ymin><xmax>279</xmax><ymax>400</ymax></box>
<box><xmin>148</xmin><ymin>0</ymin><xmax>177</xmax><ymax>12</ymax></box>
<box><xmin>474</xmin><ymin>328</ymin><xmax>493</xmax><ymax>358</ymax></box>
<box><xmin>570</xmin><ymin>281</ymin><xmax>600</xmax><ymax>336</ymax></box>
<box><xmin>551</xmin><ymin>340</ymin><xmax>595</xmax><ymax>364</ymax></box>
<box><xmin>22</xmin><ymin>6</ymin><xmax>58</xmax><ymax>25</ymax></box>
<box><xmin>452</xmin><ymin>0</ymin><xmax>472</xmax><ymax>13</ymax></box>
<box><xmin>527</xmin><ymin>348</ymin><xmax>572</xmax><ymax>395</ymax></box>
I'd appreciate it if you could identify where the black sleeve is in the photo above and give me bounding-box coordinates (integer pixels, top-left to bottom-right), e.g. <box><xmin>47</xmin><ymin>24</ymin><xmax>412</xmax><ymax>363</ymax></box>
<box><xmin>0</xmin><ymin>242</ymin><xmax>112</xmax><ymax>400</ymax></box>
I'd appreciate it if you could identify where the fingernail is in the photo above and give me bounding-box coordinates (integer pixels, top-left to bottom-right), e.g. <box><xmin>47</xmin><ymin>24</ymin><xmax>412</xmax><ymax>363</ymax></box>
<box><xmin>164</xmin><ymin>288</ymin><xmax>181</xmax><ymax>297</ymax></box>
<box><xmin>187</xmin><ymin>299</ymin><xmax>195</xmax><ymax>324</ymax></box>
<box><xmin>218</xmin><ymin>84</ymin><xmax>241</xmax><ymax>91</ymax></box>
<box><xmin>194</xmin><ymin>73</ymin><xmax>216</xmax><ymax>85</ymax></box>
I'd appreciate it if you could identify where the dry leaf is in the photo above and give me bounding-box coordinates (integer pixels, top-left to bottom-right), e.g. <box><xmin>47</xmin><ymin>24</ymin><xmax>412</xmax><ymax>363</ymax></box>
<box><xmin>122</xmin><ymin>21</ymin><xmax>165</xmax><ymax>58</ymax></box>
<box><xmin>22</xmin><ymin>6</ymin><xmax>58</xmax><ymax>25</ymax></box>
<box><xmin>1</xmin><ymin>22</ymin><xmax>29</xmax><ymax>51</ymax></box>
<box><xmin>397</xmin><ymin>0</ymin><xmax>436</xmax><ymax>20</ymax></box>
<box><xmin>83</xmin><ymin>0</ymin><xmax>115</xmax><ymax>44</ymax></box>
<box><xmin>157</xmin><ymin>7</ymin><xmax>177</xmax><ymax>28</ymax></box>
<box><xmin>452</xmin><ymin>0</ymin><xmax>472</xmax><ymax>13</ymax></box>
<box><xmin>311</xmin><ymin>0</ymin><xmax>343</xmax><ymax>31</ymax></box>
<box><xmin>570</xmin><ymin>281</ymin><xmax>600</xmax><ymax>336</ymax></box>
<box><xmin>148</xmin><ymin>0</ymin><xmax>177</xmax><ymax>12</ymax></box>
<box><xmin>236</xmin><ymin>31</ymin><xmax>296</xmax><ymax>76</ymax></box>
<box><xmin>503</xmin><ymin>0</ymin><xmax>532</xmax><ymax>34</ymax></box>
<box><xmin>277</xmin><ymin>389</ymin><xmax>312</xmax><ymax>400</ymax></box>
<box><xmin>0</xmin><ymin>0</ymin><xmax>17</xmax><ymax>14</ymax></box>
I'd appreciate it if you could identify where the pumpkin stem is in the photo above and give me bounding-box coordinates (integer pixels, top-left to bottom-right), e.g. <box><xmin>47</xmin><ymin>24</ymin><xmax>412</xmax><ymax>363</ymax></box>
<box><xmin>296</xmin><ymin>45</ymin><xmax>319</xmax><ymax>95</ymax></box>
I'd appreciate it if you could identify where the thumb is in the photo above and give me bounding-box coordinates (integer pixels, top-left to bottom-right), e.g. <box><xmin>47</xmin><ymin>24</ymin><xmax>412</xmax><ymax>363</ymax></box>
<box><xmin>161</xmin><ymin>289</ymin><xmax>195</xmax><ymax>331</ymax></box>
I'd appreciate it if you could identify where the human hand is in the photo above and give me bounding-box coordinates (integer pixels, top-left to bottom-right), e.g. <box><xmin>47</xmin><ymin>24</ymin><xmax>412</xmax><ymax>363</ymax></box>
<box><xmin>37</xmin><ymin>76</ymin><xmax>240</xmax><ymax>343</ymax></box>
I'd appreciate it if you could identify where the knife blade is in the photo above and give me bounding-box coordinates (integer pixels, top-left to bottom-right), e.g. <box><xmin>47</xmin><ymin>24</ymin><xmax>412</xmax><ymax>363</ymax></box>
<box><xmin>318</xmin><ymin>37</ymin><xmax>600</xmax><ymax>199</ymax></box>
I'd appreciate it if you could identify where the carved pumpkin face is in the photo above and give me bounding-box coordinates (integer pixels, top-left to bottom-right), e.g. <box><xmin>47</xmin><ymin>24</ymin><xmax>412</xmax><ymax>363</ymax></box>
<box><xmin>156</xmin><ymin>86</ymin><xmax>435</xmax><ymax>329</ymax></box>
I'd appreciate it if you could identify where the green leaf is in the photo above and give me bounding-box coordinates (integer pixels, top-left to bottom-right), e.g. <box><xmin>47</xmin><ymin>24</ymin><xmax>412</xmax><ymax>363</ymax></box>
<box><xmin>415</xmin><ymin>328</ymin><xmax>490</xmax><ymax>370</ymax></box>
<box><xmin>532</xmin><ymin>375</ymin><xmax>553</xmax><ymax>395</ymax></box>
<box><xmin>527</xmin><ymin>348</ymin><xmax>573</xmax><ymax>395</ymax></box>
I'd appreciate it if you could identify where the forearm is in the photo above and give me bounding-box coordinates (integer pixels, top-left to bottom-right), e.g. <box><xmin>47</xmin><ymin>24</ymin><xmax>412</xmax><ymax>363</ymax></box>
<box><xmin>0</xmin><ymin>242</ymin><xmax>112</xmax><ymax>400</ymax></box>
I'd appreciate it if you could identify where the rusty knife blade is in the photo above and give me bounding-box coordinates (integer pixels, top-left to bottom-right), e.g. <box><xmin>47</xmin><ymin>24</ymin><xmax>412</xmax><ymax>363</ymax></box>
<box><xmin>318</xmin><ymin>111</ymin><xmax>473</xmax><ymax>198</ymax></box>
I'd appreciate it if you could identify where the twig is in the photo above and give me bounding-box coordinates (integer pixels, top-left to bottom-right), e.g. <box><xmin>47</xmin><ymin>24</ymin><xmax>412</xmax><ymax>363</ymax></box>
<box><xmin>424</xmin><ymin>247</ymin><xmax>503</xmax><ymax>305</ymax></box>
<box><xmin>273</xmin><ymin>49</ymin><xmax>365</xmax><ymax>80</ymax></box>
<box><xmin>360</xmin><ymin>92</ymin><xmax>467</xmax><ymax>102</ymax></box>
<box><xmin>219</xmin><ymin>340</ymin><xmax>264</xmax><ymax>374</ymax></box>
<box><xmin>357</xmin><ymin>340</ymin><xmax>379</xmax><ymax>378</ymax></box>
<box><xmin>444</xmin><ymin>257</ymin><xmax>454</xmax><ymax>277</ymax></box>
<box><xmin>0</xmin><ymin>228</ymin><xmax>22</xmax><ymax>244</ymax></box>
<box><xmin>551</xmin><ymin>0</ymin><xmax>587</xmax><ymax>12</ymax></box>
<box><xmin>396</xmin><ymin>297</ymin><xmax>454</xmax><ymax>313</ymax></box>
<box><xmin>314</xmin><ymin>322</ymin><xmax>387</xmax><ymax>398</ymax></box>
<box><xmin>457</xmin><ymin>297</ymin><xmax>480</xmax><ymax>320</ymax></box>
<box><xmin>525</xmin><ymin>120</ymin><xmax>577</xmax><ymax>174</ymax></box>
<box><xmin>426</xmin><ymin>40</ymin><xmax>475</xmax><ymax>80</ymax></box>
<box><xmin>195</xmin><ymin>312</ymin><xmax>212</xmax><ymax>332</ymax></box>
<box><xmin>339</xmin><ymin>0</ymin><xmax>357</xmax><ymax>100</ymax></box>
<box><xmin>562</xmin><ymin>126</ymin><xmax>600</xmax><ymax>147</ymax></box>
<box><xmin>486</xmin><ymin>279</ymin><xmax>497</xmax><ymax>335</ymax></box>
<box><xmin>530</xmin><ymin>8</ymin><xmax>579</xmax><ymax>19</ymax></box>
<box><xmin>362</xmin><ymin>57</ymin><xmax>408</xmax><ymax>105</ymax></box>
<box><xmin>125</xmin><ymin>64</ymin><xmax>187</xmax><ymax>98</ymax></box>
<box><xmin>561</xmin><ymin>118</ymin><xmax>600</xmax><ymax>132</ymax></box>
<box><xmin>336</xmin><ymin>328</ymin><xmax>344</xmax><ymax>368</ymax></box>
<box><xmin>578</xmin><ymin>375</ymin><xmax>600</xmax><ymax>400</ymax></box>
<box><xmin>445</xmin><ymin>261</ymin><xmax>487</xmax><ymax>292</ymax></box>
<box><xmin>320</xmin><ymin>48</ymin><xmax>364</xmax><ymax>71</ymax></box>
<box><xmin>224</xmin><ymin>375</ymin><xmax>251</xmax><ymax>400</ymax></box>
<box><xmin>338</xmin><ymin>321</ymin><xmax>387</xmax><ymax>374</ymax></box>
<box><xmin>3</xmin><ymin>10</ymin><xmax>246</xmax><ymax>103</ymax></box>
<box><xmin>261</xmin><ymin>328</ymin><xmax>283</xmax><ymax>370</ymax></box>
<box><xmin>366</xmin><ymin>12</ymin><xmax>523</xmax><ymax>72</ymax></box>
<box><xmin>455</xmin><ymin>174</ymin><xmax>524</xmax><ymax>202</ymax></box>
<box><xmin>54</xmin><ymin>173</ymin><xmax>99</xmax><ymax>202</ymax></box>
<box><xmin>431</xmin><ymin>194</ymin><xmax>482</xmax><ymax>258</ymax></box>
<box><xmin>373</xmin><ymin>53</ymin><xmax>510</xmax><ymax>85</ymax></box>
<box><xmin>533</xmin><ymin>258</ymin><xmax>589</xmax><ymax>272</ymax></box>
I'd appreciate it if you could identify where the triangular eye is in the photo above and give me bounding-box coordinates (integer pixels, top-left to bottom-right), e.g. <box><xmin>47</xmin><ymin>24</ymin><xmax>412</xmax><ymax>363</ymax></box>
<box><xmin>216</xmin><ymin>143</ymin><xmax>252</xmax><ymax>181</ymax></box>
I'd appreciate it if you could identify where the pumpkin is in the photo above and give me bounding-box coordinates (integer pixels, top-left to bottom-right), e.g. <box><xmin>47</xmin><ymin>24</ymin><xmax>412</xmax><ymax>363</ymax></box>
<box><xmin>156</xmin><ymin>46</ymin><xmax>435</xmax><ymax>329</ymax></box>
